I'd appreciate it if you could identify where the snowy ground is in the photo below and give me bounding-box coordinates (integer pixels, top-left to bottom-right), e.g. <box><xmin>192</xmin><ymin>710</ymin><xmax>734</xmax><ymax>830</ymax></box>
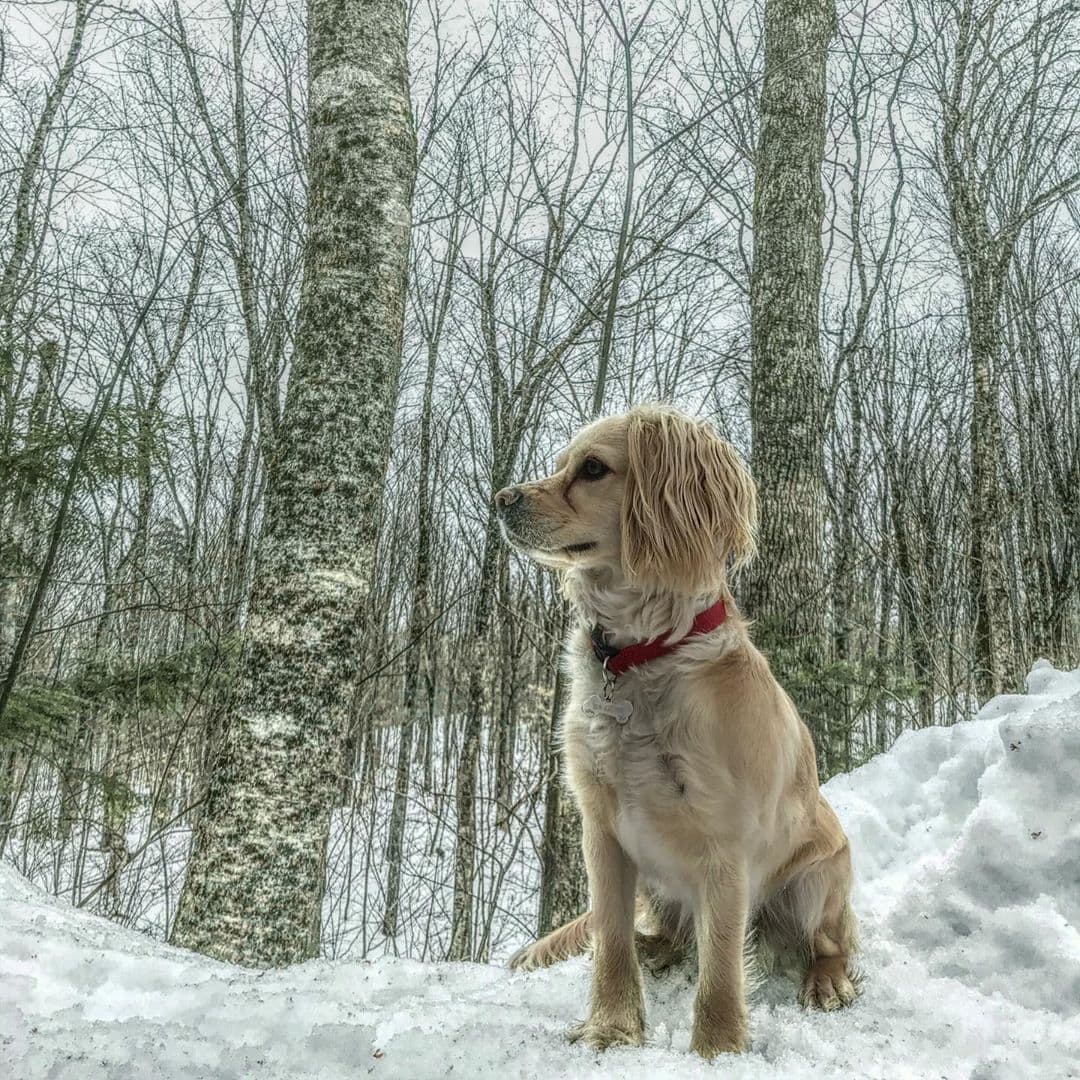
<box><xmin>2</xmin><ymin>662</ymin><xmax>1078</xmax><ymax>1079</ymax></box>
<box><xmin>5</xmin><ymin>714</ymin><xmax>547</xmax><ymax>963</ymax></box>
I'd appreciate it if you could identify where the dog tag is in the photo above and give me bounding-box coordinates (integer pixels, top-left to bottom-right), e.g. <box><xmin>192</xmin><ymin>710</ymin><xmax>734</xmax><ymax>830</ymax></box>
<box><xmin>582</xmin><ymin>694</ymin><xmax>633</xmax><ymax>723</ymax></box>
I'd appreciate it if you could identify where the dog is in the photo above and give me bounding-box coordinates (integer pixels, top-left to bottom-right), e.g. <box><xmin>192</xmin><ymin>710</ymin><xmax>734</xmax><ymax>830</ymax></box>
<box><xmin>494</xmin><ymin>405</ymin><xmax>858</xmax><ymax>1058</ymax></box>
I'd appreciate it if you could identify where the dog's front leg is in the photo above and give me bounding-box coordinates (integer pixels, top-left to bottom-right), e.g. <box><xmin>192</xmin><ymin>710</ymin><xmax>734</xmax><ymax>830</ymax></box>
<box><xmin>691</xmin><ymin>863</ymin><xmax>749</xmax><ymax>1057</ymax></box>
<box><xmin>568</xmin><ymin>813</ymin><xmax>643</xmax><ymax>1050</ymax></box>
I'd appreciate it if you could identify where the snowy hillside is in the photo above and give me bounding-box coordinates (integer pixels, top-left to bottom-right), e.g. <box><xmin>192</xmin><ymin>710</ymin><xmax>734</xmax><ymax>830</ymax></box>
<box><xmin>2</xmin><ymin>663</ymin><xmax>1079</xmax><ymax>1080</ymax></box>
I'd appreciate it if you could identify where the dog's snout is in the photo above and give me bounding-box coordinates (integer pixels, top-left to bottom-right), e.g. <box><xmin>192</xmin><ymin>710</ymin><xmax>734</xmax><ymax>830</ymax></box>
<box><xmin>495</xmin><ymin>486</ymin><xmax>524</xmax><ymax>514</ymax></box>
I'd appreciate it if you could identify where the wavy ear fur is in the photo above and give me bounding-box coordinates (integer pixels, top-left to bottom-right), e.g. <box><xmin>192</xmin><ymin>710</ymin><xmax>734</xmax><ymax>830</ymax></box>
<box><xmin>621</xmin><ymin>406</ymin><xmax>757</xmax><ymax>595</ymax></box>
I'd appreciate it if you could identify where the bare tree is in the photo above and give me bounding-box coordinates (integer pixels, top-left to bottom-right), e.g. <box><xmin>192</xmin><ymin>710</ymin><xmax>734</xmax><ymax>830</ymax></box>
<box><xmin>2</xmin><ymin>0</ymin><xmax>1079</xmax><ymax>971</ymax></box>
<box><xmin>922</xmin><ymin>0</ymin><xmax>1080</xmax><ymax>697</ymax></box>
<box><xmin>746</xmin><ymin>0</ymin><xmax>837</xmax><ymax>766</ymax></box>
<box><xmin>170</xmin><ymin>0</ymin><xmax>416</xmax><ymax>966</ymax></box>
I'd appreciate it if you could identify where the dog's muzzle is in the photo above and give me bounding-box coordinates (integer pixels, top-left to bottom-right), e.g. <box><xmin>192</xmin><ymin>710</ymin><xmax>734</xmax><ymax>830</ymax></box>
<box><xmin>494</xmin><ymin>485</ymin><xmax>524</xmax><ymax>516</ymax></box>
<box><xmin>494</xmin><ymin>485</ymin><xmax>533</xmax><ymax>545</ymax></box>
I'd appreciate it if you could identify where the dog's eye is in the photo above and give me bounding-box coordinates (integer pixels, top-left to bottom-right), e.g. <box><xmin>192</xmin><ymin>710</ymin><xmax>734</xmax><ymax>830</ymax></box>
<box><xmin>578</xmin><ymin>457</ymin><xmax>609</xmax><ymax>481</ymax></box>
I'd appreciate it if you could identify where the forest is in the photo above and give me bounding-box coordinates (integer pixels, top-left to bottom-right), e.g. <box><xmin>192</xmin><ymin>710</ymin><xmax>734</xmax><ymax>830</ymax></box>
<box><xmin>1</xmin><ymin>0</ymin><xmax>1078</xmax><ymax>977</ymax></box>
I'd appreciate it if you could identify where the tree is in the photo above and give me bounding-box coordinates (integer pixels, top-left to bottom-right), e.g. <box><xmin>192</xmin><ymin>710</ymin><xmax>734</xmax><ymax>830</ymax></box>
<box><xmin>170</xmin><ymin>0</ymin><xmax>416</xmax><ymax>966</ymax></box>
<box><xmin>746</xmin><ymin>0</ymin><xmax>837</xmax><ymax>767</ymax></box>
<box><xmin>0</xmin><ymin>0</ymin><xmax>97</xmax><ymax>671</ymax></box>
<box><xmin>925</xmin><ymin>0</ymin><xmax>1080</xmax><ymax>698</ymax></box>
<box><xmin>4</xmin><ymin>0</ymin><xmax>1079</xmax><ymax>966</ymax></box>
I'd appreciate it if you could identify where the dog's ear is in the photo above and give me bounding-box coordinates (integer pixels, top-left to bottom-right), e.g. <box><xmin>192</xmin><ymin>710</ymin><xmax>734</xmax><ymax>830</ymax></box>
<box><xmin>622</xmin><ymin>408</ymin><xmax>757</xmax><ymax>594</ymax></box>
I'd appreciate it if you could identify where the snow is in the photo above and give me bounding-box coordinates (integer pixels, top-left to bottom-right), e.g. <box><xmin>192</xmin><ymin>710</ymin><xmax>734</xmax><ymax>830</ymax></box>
<box><xmin>3</xmin><ymin>662</ymin><xmax>1079</xmax><ymax>1079</ymax></box>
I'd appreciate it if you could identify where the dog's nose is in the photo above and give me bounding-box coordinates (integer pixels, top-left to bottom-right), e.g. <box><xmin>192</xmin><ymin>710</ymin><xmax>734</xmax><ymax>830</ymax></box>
<box><xmin>494</xmin><ymin>486</ymin><xmax>523</xmax><ymax>514</ymax></box>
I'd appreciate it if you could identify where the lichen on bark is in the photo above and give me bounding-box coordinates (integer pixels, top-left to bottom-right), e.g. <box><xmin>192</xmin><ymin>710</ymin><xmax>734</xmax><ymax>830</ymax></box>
<box><xmin>170</xmin><ymin>0</ymin><xmax>416</xmax><ymax>967</ymax></box>
<box><xmin>746</xmin><ymin>0</ymin><xmax>836</xmax><ymax>770</ymax></box>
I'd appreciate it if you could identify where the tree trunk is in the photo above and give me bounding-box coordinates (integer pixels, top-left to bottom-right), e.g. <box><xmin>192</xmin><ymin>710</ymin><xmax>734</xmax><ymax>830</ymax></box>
<box><xmin>448</xmin><ymin>511</ymin><xmax>501</xmax><ymax>960</ymax></box>
<box><xmin>0</xmin><ymin>747</ymin><xmax>19</xmax><ymax>854</ymax></box>
<box><xmin>382</xmin><ymin>338</ymin><xmax>440</xmax><ymax>940</ymax></box>
<box><xmin>963</xmin><ymin>266</ymin><xmax>1013</xmax><ymax>699</ymax></box>
<box><xmin>536</xmin><ymin>605</ymin><xmax>587</xmax><ymax>936</ymax></box>
<box><xmin>746</xmin><ymin>0</ymin><xmax>836</xmax><ymax>769</ymax></box>
<box><xmin>493</xmin><ymin>548</ymin><xmax>516</xmax><ymax>829</ymax></box>
<box><xmin>170</xmin><ymin>0</ymin><xmax>415</xmax><ymax>967</ymax></box>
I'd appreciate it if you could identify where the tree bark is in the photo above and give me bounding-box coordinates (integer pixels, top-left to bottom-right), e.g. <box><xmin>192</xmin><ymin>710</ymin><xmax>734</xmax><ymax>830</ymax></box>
<box><xmin>963</xmin><ymin>268</ymin><xmax>1012</xmax><ymax>699</ymax></box>
<box><xmin>382</xmin><ymin>334</ymin><xmax>441</xmax><ymax>940</ymax></box>
<box><xmin>536</xmin><ymin>604</ymin><xmax>587</xmax><ymax>936</ymax></box>
<box><xmin>448</xmin><ymin>510</ymin><xmax>502</xmax><ymax>960</ymax></box>
<box><xmin>170</xmin><ymin>0</ymin><xmax>415</xmax><ymax>967</ymax></box>
<box><xmin>746</xmin><ymin>0</ymin><xmax>836</xmax><ymax>768</ymax></box>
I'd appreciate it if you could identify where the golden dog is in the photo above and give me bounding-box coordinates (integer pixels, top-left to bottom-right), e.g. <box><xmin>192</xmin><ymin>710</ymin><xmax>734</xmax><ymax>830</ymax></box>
<box><xmin>495</xmin><ymin>405</ymin><xmax>857</xmax><ymax>1058</ymax></box>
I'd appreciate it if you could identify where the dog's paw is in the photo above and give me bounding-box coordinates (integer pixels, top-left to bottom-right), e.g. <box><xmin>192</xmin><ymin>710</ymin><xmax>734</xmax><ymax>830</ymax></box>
<box><xmin>690</xmin><ymin>1013</ymin><xmax>748</xmax><ymax>1057</ymax></box>
<box><xmin>799</xmin><ymin>958</ymin><xmax>859</xmax><ymax>1011</ymax></box>
<box><xmin>567</xmin><ymin>1016</ymin><xmax>644</xmax><ymax>1051</ymax></box>
<box><xmin>508</xmin><ymin>943</ymin><xmax>543</xmax><ymax>972</ymax></box>
<box><xmin>635</xmin><ymin>931</ymin><xmax>686</xmax><ymax>976</ymax></box>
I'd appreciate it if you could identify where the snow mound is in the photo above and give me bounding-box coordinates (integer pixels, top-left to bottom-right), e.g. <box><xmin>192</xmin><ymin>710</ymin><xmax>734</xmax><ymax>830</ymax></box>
<box><xmin>3</xmin><ymin>663</ymin><xmax>1079</xmax><ymax>1079</ymax></box>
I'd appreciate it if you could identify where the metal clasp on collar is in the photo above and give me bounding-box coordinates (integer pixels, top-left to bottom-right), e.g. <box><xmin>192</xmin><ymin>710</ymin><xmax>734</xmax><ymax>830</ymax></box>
<box><xmin>602</xmin><ymin>656</ymin><xmax>617</xmax><ymax>701</ymax></box>
<box><xmin>582</xmin><ymin>658</ymin><xmax>633</xmax><ymax>724</ymax></box>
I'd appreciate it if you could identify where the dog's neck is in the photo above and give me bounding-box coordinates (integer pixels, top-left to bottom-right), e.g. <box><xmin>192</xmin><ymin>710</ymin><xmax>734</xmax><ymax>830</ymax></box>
<box><xmin>563</xmin><ymin>565</ymin><xmax>727</xmax><ymax>647</ymax></box>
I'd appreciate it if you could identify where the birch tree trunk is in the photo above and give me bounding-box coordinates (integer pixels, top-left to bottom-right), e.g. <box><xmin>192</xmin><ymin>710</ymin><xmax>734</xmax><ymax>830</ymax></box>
<box><xmin>171</xmin><ymin>0</ymin><xmax>415</xmax><ymax>967</ymax></box>
<box><xmin>746</xmin><ymin>0</ymin><xmax>836</xmax><ymax>767</ymax></box>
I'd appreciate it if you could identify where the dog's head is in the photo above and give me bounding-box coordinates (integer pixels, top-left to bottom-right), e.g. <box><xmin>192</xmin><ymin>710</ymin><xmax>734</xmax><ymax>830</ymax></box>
<box><xmin>495</xmin><ymin>405</ymin><xmax>757</xmax><ymax>595</ymax></box>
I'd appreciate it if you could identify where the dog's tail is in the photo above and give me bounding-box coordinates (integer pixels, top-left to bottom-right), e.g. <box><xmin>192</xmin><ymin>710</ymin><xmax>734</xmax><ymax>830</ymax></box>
<box><xmin>508</xmin><ymin>911</ymin><xmax>592</xmax><ymax>971</ymax></box>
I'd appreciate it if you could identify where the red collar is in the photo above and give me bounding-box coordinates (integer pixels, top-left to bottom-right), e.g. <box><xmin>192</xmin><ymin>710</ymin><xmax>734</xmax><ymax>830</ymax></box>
<box><xmin>589</xmin><ymin>598</ymin><xmax>728</xmax><ymax>677</ymax></box>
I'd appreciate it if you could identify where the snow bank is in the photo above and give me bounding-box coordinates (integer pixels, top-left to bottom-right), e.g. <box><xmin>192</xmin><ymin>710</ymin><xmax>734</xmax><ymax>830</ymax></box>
<box><xmin>3</xmin><ymin>662</ymin><xmax>1079</xmax><ymax>1079</ymax></box>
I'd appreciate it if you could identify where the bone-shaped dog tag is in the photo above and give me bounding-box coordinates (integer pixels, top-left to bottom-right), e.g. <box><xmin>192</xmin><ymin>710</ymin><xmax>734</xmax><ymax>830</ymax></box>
<box><xmin>582</xmin><ymin>694</ymin><xmax>633</xmax><ymax>723</ymax></box>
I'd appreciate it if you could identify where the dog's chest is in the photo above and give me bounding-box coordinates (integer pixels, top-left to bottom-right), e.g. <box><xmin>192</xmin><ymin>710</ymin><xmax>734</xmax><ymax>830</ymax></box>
<box><xmin>572</xmin><ymin>665</ymin><xmax>674</xmax><ymax>787</ymax></box>
<box><xmin>570</xmin><ymin>663</ymin><xmax>699</xmax><ymax>898</ymax></box>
